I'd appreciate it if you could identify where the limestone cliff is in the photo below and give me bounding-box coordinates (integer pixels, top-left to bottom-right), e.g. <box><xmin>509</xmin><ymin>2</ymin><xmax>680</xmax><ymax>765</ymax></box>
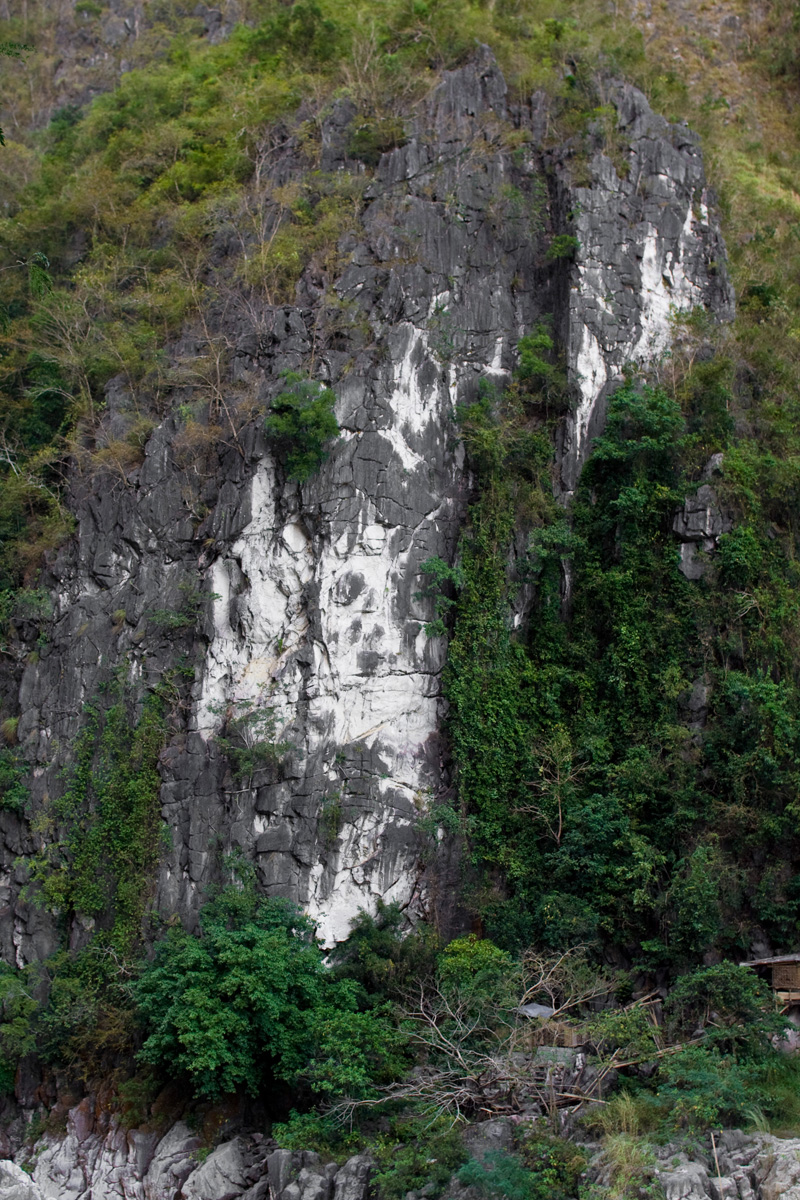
<box><xmin>0</xmin><ymin>49</ymin><xmax>732</xmax><ymax>966</ymax></box>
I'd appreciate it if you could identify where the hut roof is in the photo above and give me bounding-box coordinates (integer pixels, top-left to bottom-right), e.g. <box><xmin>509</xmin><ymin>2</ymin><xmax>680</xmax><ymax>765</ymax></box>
<box><xmin>739</xmin><ymin>954</ymin><xmax>800</xmax><ymax>967</ymax></box>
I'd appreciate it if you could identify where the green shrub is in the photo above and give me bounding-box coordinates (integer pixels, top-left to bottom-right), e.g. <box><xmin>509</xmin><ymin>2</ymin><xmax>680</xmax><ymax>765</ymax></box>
<box><xmin>373</xmin><ymin>1117</ymin><xmax>466</xmax><ymax>1200</ymax></box>
<box><xmin>347</xmin><ymin>117</ymin><xmax>405</xmax><ymax>166</ymax></box>
<box><xmin>273</xmin><ymin>1108</ymin><xmax>360</xmax><ymax>1157</ymax></box>
<box><xmin>210</xmin><ymin>698</ymin><xmax>289</xmax><ymax>782</ymax></box>
<box><xmin>0</xmin><ymin>943</ymin><xmax>140</xmax><ymax>1087</ymax></box>
<box><xmin>437</xmin><ymin>934</ymin><xmax>513</xmax><ymax>992</ymax></box>
<box><xmin>656</xmin><ymin>1044</ymin><xmax>768</xmax><ymax>1133</ymax></box>
<box><xmin>134</xmin><ymin>869</ymin><xmax>406</xmax><ymax>1100</ymax></box>
<box><xmin>264</xmin><ymin>374</ymin><xmax>340</xmax><ymax>483</ymax></box>
<box><xmin>0</xmin><ymin>747</ymin><xmax>28</xmax><ymax>812</ymax></box>
<box><xmin>416</xmin><ymin>556</ymin><xmax>464</xmax><ymax>637</ymax></box>
<box><xmin>26</xmin><ymin>679</ymin><xmax>168</xmax><ymax>953</ymax></box>
<box><xmin>149</xmin><ymin>581</ymin><xmax>208</xmax><ymax>634</ymax></box>
<box><xmin>545</xmin><ymin>233</ymin><xmax>580</xmax><ymax>260</ymax></box>
<box><xmin>459</xmin><ymin>1148</ymin><xmax>576</xmax><ymax>1200</ymax></box>
<box><xmin>329</xmin><ymin>900</ymin><xmax>439</xmax><ymax>1003</ymax></box>
<box><xmin>516</xmin><ymin>323</ymin><xmax>570</xmax><ymax>410</ymax></box>
<box><xmin>664</xmin><ymin>962</ymin><xmax>779</xmax><ymax>1044</ymax></box>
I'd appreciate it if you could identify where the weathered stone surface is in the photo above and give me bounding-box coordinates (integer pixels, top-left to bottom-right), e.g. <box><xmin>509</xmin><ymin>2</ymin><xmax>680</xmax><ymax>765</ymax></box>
<box><xmin>0</xmin><ymin>1161</ymin><xmax>42</xmax><ymax>1200</ymax></box>
<box><xmin>16</xmin><ymin>1097</ymin><xmax>800</xmax><ymax>1200</ymax></box>
<box><xmin>673</xmin><ymin>466</ymin><xmax>734</xmax><ymax>580</ymax></box>
<box><xmin>645</xmin><ymin>1134</ymin><xmax>800</xmax><ymax>1200</ymax></box>
<box><xmin>142</xmin><ymin>1122</ymin><xmax>203</xmax><ymax>1200</ymax></box>
<box><xmin>282</xmin><ymin>1167</ymin><xmax>332</xmax><ymax>1200</ymax></box>
<box><xmin>181</xmin><ymin>1139</ymin><xmax>248</xmax><ymax>1199</ymax></box>
<box><xmin>461</xmin><ymin>1119</ymin><xmax>513</xmax><ymax>1161</ymax></box>
<box><xmin>658</xmin><ymin>1160</ymin><xmax>713</xmax><ymax>1200</ymax></box>
<box><xmin>268</xmin><ymin>1148</ymin><xmax>296</xmax><ymax>1198</ymax></box>
<box><xmin>332</xmin><ymin>1156</ymin><xmax>373</xmax><ymax>1200</ymax></box>
<box><xmin>756</xmin><ymin>1137</ymin><xmax>800</xmax><ymax>1200</ymax></box>
<box><xmin>19</xmin><ymin>1114</ymin><xmax>379</xmax><ymax>1200</ymax></box>
<box><xmin>240</xmin><ymin>1183</ymin><xmax>269</xmax><ymax>1200</ymax></box>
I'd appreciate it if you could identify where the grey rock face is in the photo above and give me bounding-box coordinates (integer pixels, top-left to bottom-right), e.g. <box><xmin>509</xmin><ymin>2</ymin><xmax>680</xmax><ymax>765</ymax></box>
<box><xmin>181</xmin><ymin>1139</ymin><xmax>248</xmax><ymax>1199</ymax></box>
<box><xmin>673</xmin><ymin>477</ymin><xmax>734</xmax><ymax>580</ymax></box>
<box><xmin>557</xmin><ymin>82</ymin><xmax>734</xmax><ymax>494</ymax></box>
<box><xmin>331</xmin><ymin>1155</ymin><xmax>374</xmax><ymax>1200</ymax></box>
<box><xmin>17</xmin><ymin>1102</ymin><xmax>800</xmax><ymax>1200</ymax></box>
<box><xmin>21</xmin><ymin>1116</ymin><xmax>373</xmax><ymax>1200</ymax></box>
<box><xmin>0</xmin><ymin>50</ymin><xmax>732</xmax><ymax>961</ymax></box>
<box><xmin>648</xmin><ymin>1133</ymin><xmax>800</xmax><ymax>1200</ymax></box>
<box><xmin>461</xmin><ymin>1119</ymin><xmax>514</xmax><ymax>1162</ymax></box>
<box><xmin>28</xmin><ymin>1100</ymin><xmax>192</xmax><ymax>1199</ymax></box>
<box><xmin>267</xmin><ymin>1149</ymin><xmax>296</xmax><ymax>1198</ymax></box>
<box><xmin>142</xmin><ymin>1122</ymin><xmax>203</xmax><ymax>1199</ymax></box>
<box><xmin>282</xmin><ymin>1166</ymin><xmax>332</xmax><ymax>1200</ymax></box>
<box><xmin>0</xmin><ymin>1161</ymin><xmax>42</xmax><ymax>1200</ymax></box>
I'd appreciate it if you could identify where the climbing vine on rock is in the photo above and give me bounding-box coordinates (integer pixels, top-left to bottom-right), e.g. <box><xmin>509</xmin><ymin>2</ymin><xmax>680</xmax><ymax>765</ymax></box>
<box><xmin>28</xmin><ymin>678</ymin><xmax>169</xmax><ymax>954</ymax></box>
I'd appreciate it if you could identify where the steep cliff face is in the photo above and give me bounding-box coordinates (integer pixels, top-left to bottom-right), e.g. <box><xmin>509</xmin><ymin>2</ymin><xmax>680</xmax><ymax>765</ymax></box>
<box><xmin>0</xmin><ymin>49</ymin><xmax>732</xmax><ymax>964</ymax></box>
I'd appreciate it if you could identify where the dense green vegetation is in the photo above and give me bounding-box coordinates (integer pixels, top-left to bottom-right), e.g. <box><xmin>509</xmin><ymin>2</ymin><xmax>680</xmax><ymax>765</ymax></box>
<box><xmin>0</xmin><ymin>0</ymin><xmax>652</xmax><ymax>585</ymax></box>
<box><xmin>437</xmin><ymin>327</ymin><xmax>800</xmax><ymax>962</ymax></box>
<box><xmin>433</xmin><ymin>325</ymin><xmax>800</xmax><ymax>961</ymax></box>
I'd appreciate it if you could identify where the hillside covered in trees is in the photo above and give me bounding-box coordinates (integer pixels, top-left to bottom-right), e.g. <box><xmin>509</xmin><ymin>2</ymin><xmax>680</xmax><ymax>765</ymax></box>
<box><xmin>3</xmin><ymin>0</ymin><xmax>800</xmax><ymax>1197</ymax></box>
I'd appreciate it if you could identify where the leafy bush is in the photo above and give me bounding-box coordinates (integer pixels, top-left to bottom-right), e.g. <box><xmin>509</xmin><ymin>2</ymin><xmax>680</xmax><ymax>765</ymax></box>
<box><xmin>347</xmin><ymin>117</ymin><xmax>406</xmax><ymax>166</ymax></box>
<box><xmin>26</xmin><ymin>680</ymin><xmax>168</xmax><ymax>954</ymax></box>
<box><xmin>148</xmin><ymin>581</ymin><xmax>219</xmax><ymax>635</ymax></box>
<box><xmin>272</xmin><ymin>1107</ymin><xmax>361</xmax><ymax>1157</ymax></box>
<box><xmin>438</xmin><ymin>934</ymin><xmax>513</xmax><ymax>992</ymax></box>
<box><xmin>664</xmin><ymin>962</ymin><xmax>779</xmax><ymax>1044</ymax></box>
<box><xmin>0</xmin><ymin>747</ymin><xmax>28</xmax><ymax>812</ymax></box>
<box><xmin>416</xmin><ymin>556</ymin><xmax>465</xmax><ymax>637</ymax></box>
<box><xmin>656</xmin><ymin>1044</ymin><xmax>771</xmax><ymax>1133</ymax></box>
<box><xmin>330</xmin><ymin>900</ymin><xmax>439</xmax><ymax>1004</ymax></box>
<box><xmin>134</xmin><ymin>869</ymin><xmax>405</xmax><ymax>1100</ymax></box>
<box><xmin>459</xmin><ymin>1148</ymin><xmax>578</xmax><ymax>1200</ymax></box>
<box><xmin>517</xmin><ymin>1134</ymin><xmax>586</xmax><ymax>1199</ymax></box>
<box><xmin>264</xmin><ymin>374</ymin><xmax>340</xmax><ymax>483</ymax></box>
<box><xmin>545</xmin><ymin>233</ymin><xmax>580</xmax><ymax>260</ymax></box>
<box><xmin>372</xmin><ymin>1117</ymin><xmax>466</xmax><ymax>1200</ymax></box>
<box><xmin>0</xmin><ymin>941</ymin><xmax>142</xmax><ymax>1089</ymax></box>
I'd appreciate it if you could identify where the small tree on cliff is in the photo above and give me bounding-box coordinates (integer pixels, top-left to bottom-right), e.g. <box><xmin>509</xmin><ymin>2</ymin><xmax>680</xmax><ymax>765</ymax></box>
<box><xmin>264</xmin><ymin>373</ymin><xmax>339</xmax><ymax>483</ymax></box>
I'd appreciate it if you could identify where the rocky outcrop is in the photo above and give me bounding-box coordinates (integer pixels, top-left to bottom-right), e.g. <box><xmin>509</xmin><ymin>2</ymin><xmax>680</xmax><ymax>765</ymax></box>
<box><xmin>653</xmin><ymin>1131</ymin><xmax>800</xmax><ymax>1200</ymax></box>
<box><xmin>0</xmin><ymin>1160</ymin><xmax>40</xmax><ymax>1200</ymax></box>
<box><xmin>0</xmin><ymin>49</ymin><xmax>733</xmax><ymax>963</ymax></box>
<box><xmin>5</xmin><ymin>1100</ymin><xmax>374</xmax><ymax>1200</ymax></box>
<box><xmin>673</xmin><ymin>454</ymin><xmax>734</xmax><ymax>579</ymax></box>
<box><xmin>21</xmin><ymin>1106</ymin><xmax>800</xmax><ymax>1200</ymax></box>
<box><xmin>583</xmin><ymin>1130</ymin><xmax>800</xmax><ymax>1200</ymax></box>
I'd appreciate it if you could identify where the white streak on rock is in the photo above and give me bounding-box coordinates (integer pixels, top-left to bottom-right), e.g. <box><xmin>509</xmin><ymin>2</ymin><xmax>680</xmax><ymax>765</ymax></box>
<box><xmin>197</xmin><ymin>324</ymin><xmax>449</xmax><ymax>944</ymax></box>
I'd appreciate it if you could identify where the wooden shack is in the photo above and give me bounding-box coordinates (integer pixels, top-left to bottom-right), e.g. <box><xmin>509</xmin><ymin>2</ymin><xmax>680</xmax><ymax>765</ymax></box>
<box><xmin>740</xmin><ymin>954</ymin><xmax>800</xmax><ymax>1010</ymax></box>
